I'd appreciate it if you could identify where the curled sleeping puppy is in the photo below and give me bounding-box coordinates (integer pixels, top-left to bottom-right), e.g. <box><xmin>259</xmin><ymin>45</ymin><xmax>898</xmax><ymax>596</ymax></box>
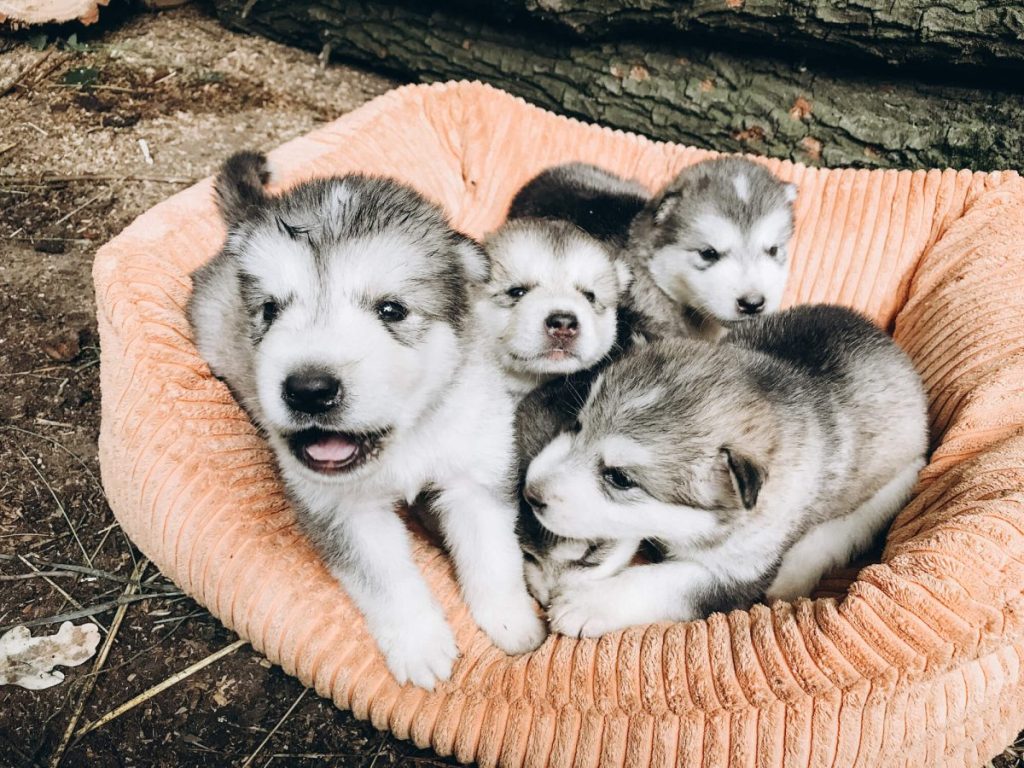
<box><xmin>523</xmin><ymin>305</ymin><xmax>928</xmax><ymax>636</ymax></box>
<box><xmin>188</xmin><ymin>152</ymin><xmax>545</xmax><ymax>689</ymax></box>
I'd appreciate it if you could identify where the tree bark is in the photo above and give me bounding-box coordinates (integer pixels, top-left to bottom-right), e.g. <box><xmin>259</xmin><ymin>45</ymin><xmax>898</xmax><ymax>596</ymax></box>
<box><xmin>215</xmin><ymin>0</ymin><xmax>1024</xmax><ymax>171</ymax></box>
<box><xmin>477</xmin><ymin>0</ymin><xmax>1024</xmax><ymax>75</ymax></box>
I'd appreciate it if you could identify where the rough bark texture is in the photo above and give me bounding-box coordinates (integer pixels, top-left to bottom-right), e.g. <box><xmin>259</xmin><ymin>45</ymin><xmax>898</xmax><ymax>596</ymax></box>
<box><xmin>215</xmin><ymin>0</ymin><xmax>1024</xmax><ymax>170</ymax></box>
<box><xmin>478</xmin><ymin>0</ymin><xmax>1024</xmax><ymax>74</ymax></box>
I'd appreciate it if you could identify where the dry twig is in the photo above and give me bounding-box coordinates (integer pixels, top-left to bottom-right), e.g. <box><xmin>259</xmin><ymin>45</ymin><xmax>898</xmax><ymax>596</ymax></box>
<box><xmin>48</xmin><ymin>559</ymin><xmax>148</xmax><ymax>768</ymax></box>
<box><xmin>72</xmin><ymin>638</ymin><xmax>248</xmax><ymax>741</ymax></box>
<box><xmin>0</xmin><ymin>49</ymin><xmax>54</xmax><ymax>97</ymax></box>
<box><xmin>240</xmin><ymin>687</ymin><xmax>309</xmax><ymax>768</ymax></box>
<box><xmin>17</xmin><ymin>448</ymin><xmax>91</xmax><ymax>566</ymax></box>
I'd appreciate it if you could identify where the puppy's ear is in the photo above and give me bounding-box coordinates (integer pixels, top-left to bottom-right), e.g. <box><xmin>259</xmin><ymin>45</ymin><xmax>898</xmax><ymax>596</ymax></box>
<box><xmin>613</xmin><ymin>259</ymin><xmax>633</xmax><ymax>293</ymax></box>
<box><xmin>652</xmin><ymin>192</ymin><xmax>679</xmax><ymax>226</ymax></box>
<box><xmin>455</xmin><ymin>235</ymin><xmax>490</xmax><ymax>284</ymax></box>
<box><xmin>215</xmin><ymin>151</ymin><xmax>270</xmax><ymax>225</ymax></box>
<box><xmin>721</xmin><ymin>447</ymin><xmax>765</xmax><ymax>510</ymax></box>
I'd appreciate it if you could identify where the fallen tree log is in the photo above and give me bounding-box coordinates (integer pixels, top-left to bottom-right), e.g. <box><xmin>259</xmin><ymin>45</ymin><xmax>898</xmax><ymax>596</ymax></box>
<box><xmin>214</xmin><ymin>0</ymin><xmax>1024</xmax><ymax>170</ymax></box>
<box><xmin>476</xmin><ymin>0</ymin><xmax>1024</xmax><ymax>75</ymax></box>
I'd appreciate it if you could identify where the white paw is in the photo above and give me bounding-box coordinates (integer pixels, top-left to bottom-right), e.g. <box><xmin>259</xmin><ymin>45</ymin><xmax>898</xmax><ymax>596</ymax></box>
<box><xmin>548</xmin><ymin>583</ymin><xmax>630</xmax><ymax>638</ymax></box>
<box><xmin>473</xmin><ymin>590</ymin><xmax>548</xmax><ymax>655</ymax></box>
<box><xmin>376</xmin><ymin>610</ymin><xmax>458</xmax><ymax>690</ymax></box>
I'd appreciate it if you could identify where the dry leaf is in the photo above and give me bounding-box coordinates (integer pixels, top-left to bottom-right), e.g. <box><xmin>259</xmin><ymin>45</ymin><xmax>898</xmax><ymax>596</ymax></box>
<box><xmin>0</xmin><ymin>621</ymin><xmax>100</xmax><ymax>690</ymax></box>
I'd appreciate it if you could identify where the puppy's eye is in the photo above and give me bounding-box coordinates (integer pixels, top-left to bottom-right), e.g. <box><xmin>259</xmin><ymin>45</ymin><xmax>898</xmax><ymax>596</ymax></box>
<box><xmin>698</xmin><ymin>248</ymin><xmax>721</xmax><ymax>263</ymax></box>
<box><xmin>767</xmin><ymin>245</ymin><xmax>779</xmax><ymax>258</ymax></box>
<box><xmin>376</xmin><ymin>300</ymin><xmax>408</xmax><ymax>322</ymax></box>
<box><xmin>580</xmin><ymin>289</ymin><xmax>596</xmax><ymax>304</ymax></box>
<box><xmin>261</xmin><ymin>301</ymin><xmax>279</xmax><ymax>326</ymax></box>
<box><xmin>506</xmin><ymin>286</ymin><xmax>529</xmax><ymax>300</ymax></box>
<box><xmin>602</xmin><ymin>467</ymin><xmax>637</xmax><ymax>491</ymax></box>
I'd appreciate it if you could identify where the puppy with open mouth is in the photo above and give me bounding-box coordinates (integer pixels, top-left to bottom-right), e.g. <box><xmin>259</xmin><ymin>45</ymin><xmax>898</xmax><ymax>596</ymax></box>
<box><xmin>188</xmin><ymin>152</ymin><xmax>545</xmax><ymax>689</ymax></box>
<box><xmin>524</xmin><ymin>305</ymin><xmax>927</xmax><ymax>637</ymax></box>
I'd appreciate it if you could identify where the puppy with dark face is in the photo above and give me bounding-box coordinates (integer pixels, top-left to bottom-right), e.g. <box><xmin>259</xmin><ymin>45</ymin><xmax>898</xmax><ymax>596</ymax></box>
<box><xmin>189</xmin><ymin>152</ymin><xmax>545</xmax><ymax>689</ymax></box>
<box><xmin>524</xmin><ymin>306</ymin><xmax>927</xmax><ymax>636</ymax></box>
<box><xmin>479</xmin><ymin>219</ymin><xmax>632</xmax><ymax>395</ymax></box>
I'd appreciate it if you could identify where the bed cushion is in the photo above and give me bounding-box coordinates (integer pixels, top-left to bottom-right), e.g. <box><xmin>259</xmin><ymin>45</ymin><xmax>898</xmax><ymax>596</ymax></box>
<box><xmin>94</xmin><ymin>81</ymin><xmax>1024</xmax><ymax>768</ymax></box>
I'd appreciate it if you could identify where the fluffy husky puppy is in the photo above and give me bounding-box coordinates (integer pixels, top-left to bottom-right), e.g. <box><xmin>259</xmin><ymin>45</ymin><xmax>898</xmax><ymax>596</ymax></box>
<box><xmin>188</xmin><ymin>152</ymin><xmax>545</xmax><ymax>688</ymax></box>
<box><xmin>628</xmin><ymin>157</ymin><xmax>797</xmax><ymax>340</ymax></box>
<box><xmin>524</xmin><ymin>305</ymin><xmax>927</xmax><ymax>636</ymax></box>
<box><xmin>478</xmin><ymin>219</ymin><xmax>632</xmax><ymax>396</ymax></box>
<box><xmin>501</xmin><ymin>164</ymin><xmax>673</xmax><ymax>603</ymax></box>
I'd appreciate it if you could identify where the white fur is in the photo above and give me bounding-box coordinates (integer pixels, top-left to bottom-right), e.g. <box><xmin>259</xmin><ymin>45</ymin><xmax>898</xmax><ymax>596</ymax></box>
<box><xmin>648</xmin><ymin>207</ymin><xmax>791</xmax><ymax>324</ymax></box>
<box><xmin>523</xmin><ymin>537</ymin><xmax>639</xmax><ymax>608</ymax></box>
<box><xmin>767</xmin><ymin>458</ymin><xmax>925</xmax><ymax>601</ymax></box>
<box><xmin>733</xmin><ymin>173</ymin><xmax>750</xmax><ymax>203</ymax></box>
<box><xmin>480</xmin><ymin>225</ymin><xmax>629</xmax><ymax>396</ymax></box>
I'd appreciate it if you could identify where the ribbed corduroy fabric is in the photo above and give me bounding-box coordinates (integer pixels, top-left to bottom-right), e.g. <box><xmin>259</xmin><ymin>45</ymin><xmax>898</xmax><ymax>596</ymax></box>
<box><xmin>94</xmin><ymin>82</ymin><xmax>1024</xmax><ymax>768</ymax></box>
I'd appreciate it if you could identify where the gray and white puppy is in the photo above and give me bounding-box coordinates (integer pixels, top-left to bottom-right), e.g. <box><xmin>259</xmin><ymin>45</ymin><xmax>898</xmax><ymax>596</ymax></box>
<box><xmin>628</xmin><ymin>157</ymin><xmax>797</xmax><ymax>340</ymax></box>
<box><xmin>501</xmin><ymin>164</ymin><xmax>660</xmax><ymax>603</ymax></box>
<box><xmin>478</xmin><ymin>219</ymin><xmax>632</xmax><ymax>396</ymax></box>
<box><xmin>188</xmin><ymin>152</ymin><xmax>545</xmax><ymax>689</ymax></box>
<box><xmin>524</xmin><ymin>305</ymin><xmax>927</xmax><ymax>636</ymax></box>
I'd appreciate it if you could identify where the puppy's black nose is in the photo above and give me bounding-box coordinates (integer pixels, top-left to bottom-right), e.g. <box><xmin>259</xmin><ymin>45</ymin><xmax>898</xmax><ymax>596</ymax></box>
<box><xmin>545</xmin><ymin>312</ymin><xmax>579</xmax><ymax>339</ymax></box>
<box><xmin>737</xmin><ymin>294</ymin><xmax>766</xmax><ymax>315</ymax></box>
<box><xmin>524</xmin><ymin>485</ymin><xmax>547</xmax><ymax>511</ymax></box>
<box><xmin>283</xmin><ymin>370</ymin><xmax>341</xmax><ymax>414</ymax></box>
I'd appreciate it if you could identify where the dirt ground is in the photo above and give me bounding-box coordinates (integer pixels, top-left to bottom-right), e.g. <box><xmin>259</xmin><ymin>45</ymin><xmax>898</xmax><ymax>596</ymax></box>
<box><xmin>0</xmin><ymin>6</ymin><xmax>465</xmax><ymax>766</ymax></box>
<box><xmin>0</xmin><ymin>5</ymin><xmax>1021</xmax><ymax>768</ymax></box>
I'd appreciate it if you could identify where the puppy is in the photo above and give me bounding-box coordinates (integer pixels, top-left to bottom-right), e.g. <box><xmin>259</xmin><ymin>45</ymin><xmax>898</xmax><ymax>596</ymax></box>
<box><xmin>524</xmin><ymin>305</ymin><xmax>928</xmax><ymax>636</ymax></box>
<box><xmin>501</xmin><ymin>165</ymin><xmax>672</xmax><ymax>604</ymax></box>
<box><xmin>478</xmin><ymin>219</ymin><xmax>632</xmax><ymax>396</ymax></box>
<box><xmin>188</xmin><ymin>152</ymin><xmax>545</xmax><ymax>688</ymax></box>
<box><xmin>628</xmin><ymin>157</ymin><xmax>798</xmax><ymax>340</ymax></box>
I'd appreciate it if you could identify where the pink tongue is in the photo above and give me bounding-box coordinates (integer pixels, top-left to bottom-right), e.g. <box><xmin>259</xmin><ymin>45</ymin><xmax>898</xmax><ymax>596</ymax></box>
<box><xmin>305</xmin><ymin>436</ymin><xmax>359</xmax><ymax>463</ymax></box>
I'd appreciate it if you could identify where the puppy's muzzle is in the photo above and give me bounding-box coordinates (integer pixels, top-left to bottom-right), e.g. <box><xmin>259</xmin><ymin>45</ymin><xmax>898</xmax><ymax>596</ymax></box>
<box><xmin>283</xmin><ymin>368</ymin><xmax>343</xmax><ymax>415</ymax></box>
<box><xmin>545</xmin><ymin>312</ymin><xmax>579</xmax><ymax>342</ymax></box>
<box><xmin>736</xmin><ymin>294</ymin><xmax>766</xmax><ymax>316</ymax></box>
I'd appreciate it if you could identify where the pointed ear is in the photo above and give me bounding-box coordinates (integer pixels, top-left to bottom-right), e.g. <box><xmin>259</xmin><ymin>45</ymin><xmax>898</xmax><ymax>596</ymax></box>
<box><xmin>455</xmin><ymin>235</ymin><xmax>490</xmax><ymax>284</ymax></box>
<box><xmin>613</xmin><ymin>259</ymin><xmax>633</xmax><ymax>293</ymax></box>
<box><xmin>652</xmin><ymin>192</ymin><xmax>679</xmax><ymax>226</ymax></box>
<box><xmin>721</xmin><ymin>447</ymin><xmax>765</xmax><ymax>510</ymax></box>
<box><xmin>215</xmin><ymin>151</ymin><xmax>270</xmax><ymax>224</ymax></box>
<box><xmin>783</xmin><ymin>183</ymin><xmax>798</xmax><ymax>204</ymax></box>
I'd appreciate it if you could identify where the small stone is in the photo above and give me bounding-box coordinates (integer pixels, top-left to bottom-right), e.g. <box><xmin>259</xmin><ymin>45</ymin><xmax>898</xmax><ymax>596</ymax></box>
<box><xmin>34</xmin><ymin>239</ymin><xmax>65</xmax><ymax>254</ymax></box>
<box><xmin>42</xmin><ymin>329</ymin><xmax>81</xmax><ymax>362</ymax></box>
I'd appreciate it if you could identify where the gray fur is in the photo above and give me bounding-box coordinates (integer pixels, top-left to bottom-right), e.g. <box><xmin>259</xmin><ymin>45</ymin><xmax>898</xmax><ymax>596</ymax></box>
<box><xmin>627</xmin><ymin>156</ymin><xmax>796</xmax><ymax>339</ymax></box>
<box><xmin>525</xmin><ymin>305</ymin><xmax>928</xmax><ymax>632</ymax></box>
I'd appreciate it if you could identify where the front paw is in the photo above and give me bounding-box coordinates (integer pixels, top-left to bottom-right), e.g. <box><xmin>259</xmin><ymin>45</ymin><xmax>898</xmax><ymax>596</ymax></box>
<box><xmin>473</xmin><ymin>590</ymin><xmax>548</xmax><ymax>655</ymax></box>
<box><xmin>375</xmin><ymin>609</ymin><xmax>458</xmax><ymax>690</ymax></box>
<box><xmin>548</xmin><ymin>583</ymin><xmax>632</xmax><ymax>638</ymax></box>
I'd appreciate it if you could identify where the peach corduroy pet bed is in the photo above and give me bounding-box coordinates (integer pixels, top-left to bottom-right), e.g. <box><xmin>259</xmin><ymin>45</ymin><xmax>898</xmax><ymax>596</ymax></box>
<box><xmin>94</xmin><ymin>81</ymin><xmax>1024</xmax><ymax>767</ymax></box>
